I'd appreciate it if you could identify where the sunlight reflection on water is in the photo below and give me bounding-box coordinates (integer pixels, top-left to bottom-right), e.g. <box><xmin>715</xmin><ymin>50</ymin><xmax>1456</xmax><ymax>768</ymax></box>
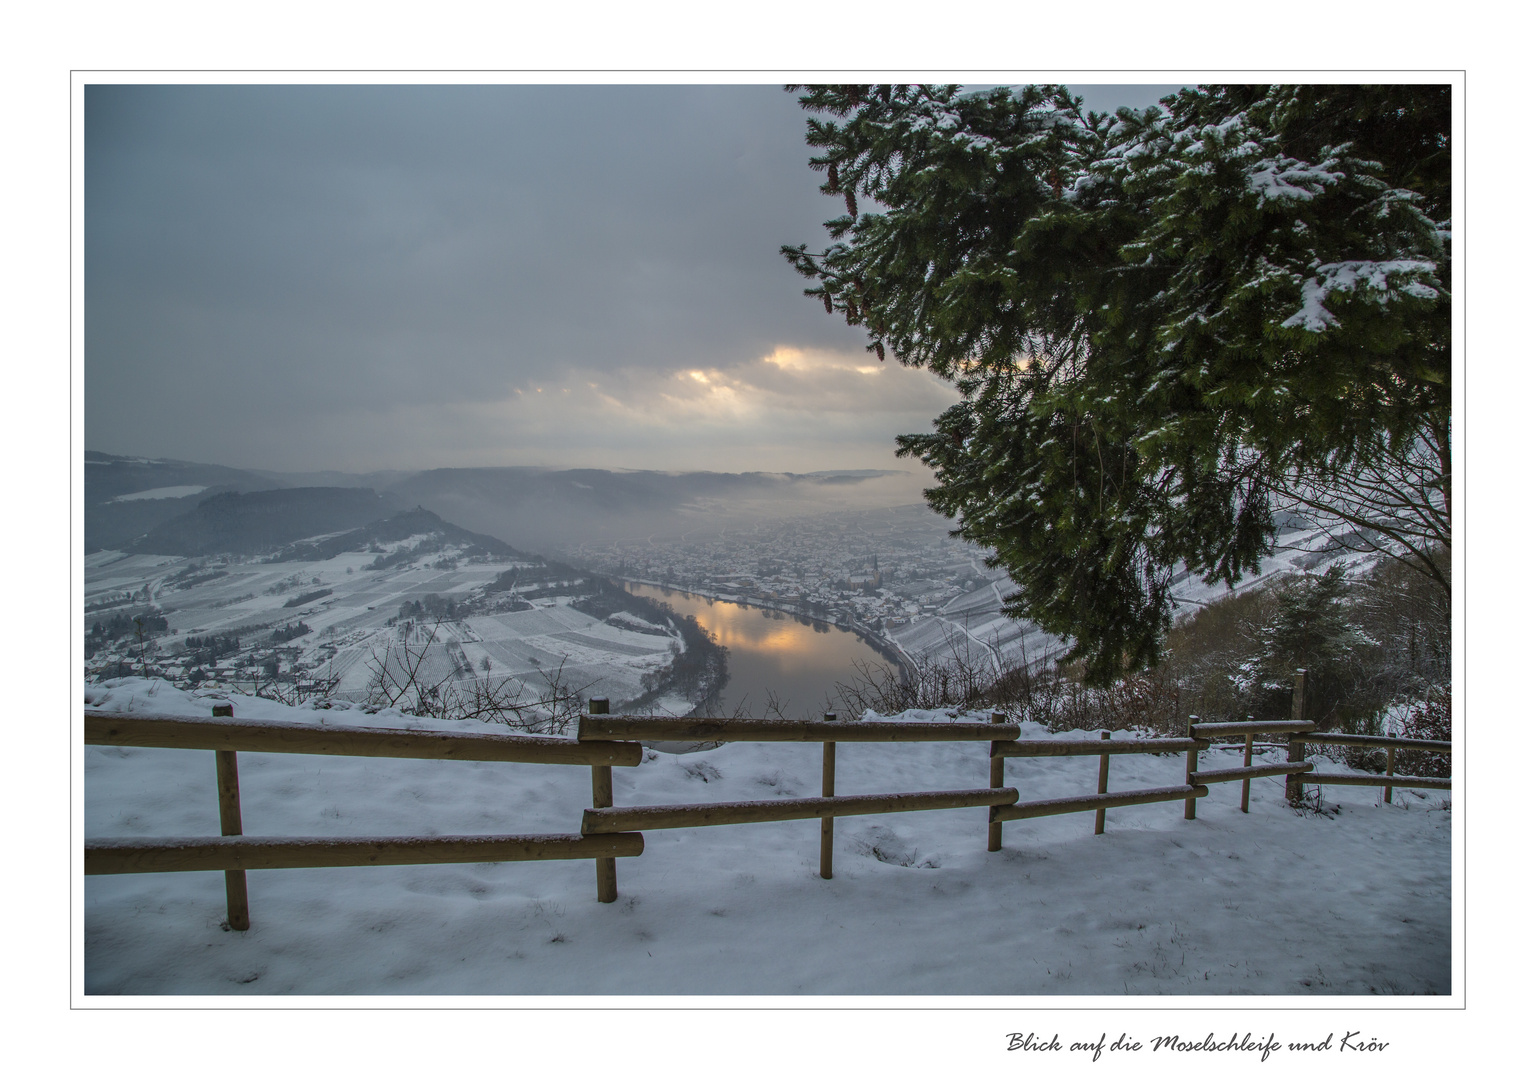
<box><xmin>623</xmin><ymin>582</ymin><xmax>896</xmax><ymax>719</ymax></box>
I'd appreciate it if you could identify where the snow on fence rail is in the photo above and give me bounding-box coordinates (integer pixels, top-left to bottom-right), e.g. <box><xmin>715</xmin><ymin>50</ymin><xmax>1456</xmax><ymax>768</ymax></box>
<box><xmin>84</xmin><ymin>670</ymin><xmax>1453</xmax><ymax>930</ymax></box>
<box><xmin>575</xmin><ymin>714</ymin><xmax>1018</xmax><ymax>743</ymax></box>
<box><xmin>1287</xmin><ymin>727</ymin><xmax>1453</xmax><ymax>804</ymax></box>
<box><xmin>84</xmin><ymin>711</ymin><xmax>643</xmax><ymax>766</ymax></box>
<box><xmin>84</xmin><ymin>833</ymin><xmax>643</xmax><ymax>876</ymax></box>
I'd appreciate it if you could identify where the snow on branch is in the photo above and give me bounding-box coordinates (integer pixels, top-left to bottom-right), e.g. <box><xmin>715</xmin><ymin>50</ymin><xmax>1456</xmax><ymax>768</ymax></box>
<box><xmin>1281</xmin><ymin>260</ymin><xmax>1441</xmax><ymax>332</ymax></box>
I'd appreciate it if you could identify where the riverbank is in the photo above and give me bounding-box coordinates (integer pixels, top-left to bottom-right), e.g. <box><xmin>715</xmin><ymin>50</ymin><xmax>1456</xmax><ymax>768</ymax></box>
<box><xmin>607</xmin><ymin>576</ymin><xmax>915</xmax><ymax>682</ymax></box>
<box><xmin>615</xmin><ymin>579</ymin><xmax>908</xmax><ymax>721</ymax></box>
<box><xmin>571</xmin><ymin>580</ymin><xmax>729</xmax><ymax>715</ymax></box>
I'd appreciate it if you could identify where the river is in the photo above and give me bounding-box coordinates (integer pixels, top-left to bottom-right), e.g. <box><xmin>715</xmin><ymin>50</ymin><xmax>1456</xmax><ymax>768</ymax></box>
<box><xmin>621</xmin><ymin>582</ymin><xmax>901</xmax><ymax>720</ymax></box>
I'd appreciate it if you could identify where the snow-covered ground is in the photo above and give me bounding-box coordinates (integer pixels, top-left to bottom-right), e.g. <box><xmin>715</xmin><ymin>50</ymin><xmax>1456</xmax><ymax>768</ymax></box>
<box><xmin>82</xmin><ymin>679</ymin><xmax>1450</xmax><ymax>996</ymax></box>
<box><xmin>109</xmin><ymin>485</ymin><xmax>209</xmax><ymax>502</ymax></box>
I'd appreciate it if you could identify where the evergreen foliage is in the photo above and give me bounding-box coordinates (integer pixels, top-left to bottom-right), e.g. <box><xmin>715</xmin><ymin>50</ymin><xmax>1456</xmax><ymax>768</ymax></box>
<box><xmin>1255</xmin><ymin>566</ymin><xmax>1372</xmax><ymax>728</ymax></box>
<box><xmin>1259</xmin><ymin>566</ymin><xmax>1361</xmax><ymax>674</ymax></box>
<box><xmin>783</xmin><ymin>84</ymin><xmax>1451</xmax><ymax>683</ymax></box>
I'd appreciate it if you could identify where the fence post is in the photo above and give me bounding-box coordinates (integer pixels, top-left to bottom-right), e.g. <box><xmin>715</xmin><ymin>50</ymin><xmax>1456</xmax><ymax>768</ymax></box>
<box><xmin>1383</xmin><ymin>733</ymin><xmax>1397</xmax><ymax>806</ymax></box>
<box><xmin>588</xmin><ymin>698</ymin><xmax>617</xmax><ymax>903</ymax></box>
<box><xmin>1184</xmin><ymin>716</ymin><xmax>1199</xmax><ymax>820</ymax></box>
<box><xmin>1094</xmin><ymin>730</ymin><xmax>1111</xmax><ymax>834</ymax></box>
<box><xmin>1286</xmin><ymin>669</ymin><xmax>1307</xmax><ymax>805</ymax></box>
<box><xmin>988</xmin><ymin>710</ymin><xmax>1006</xmax><ymax>851</ymax></box>
<box><xmin>821</xmin><ymin>713</ymin><xmax>836</xmax><ymax>880</ymax></box>
<box><xmin>1240</xmin><ymin>720</ymin><xmax>1254</xmax><ymax>813</ymax></box>
<box><xmin>210</xmin><ymin>703</ymin><xmax>250</xmax><ymax>930</ymax></box>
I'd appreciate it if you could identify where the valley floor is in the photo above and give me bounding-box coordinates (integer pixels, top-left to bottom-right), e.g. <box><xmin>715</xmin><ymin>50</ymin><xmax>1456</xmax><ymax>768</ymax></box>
<box><xmin>82</xmin><ymin>679</ymin><xmax>1451</xmax><ymax>997</ymax></box>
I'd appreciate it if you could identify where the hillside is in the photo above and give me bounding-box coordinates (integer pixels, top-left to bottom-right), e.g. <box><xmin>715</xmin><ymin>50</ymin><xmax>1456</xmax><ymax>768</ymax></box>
<box><xmin>127</xmin><ymin>487</ymin><xmax>405</xmax><ymax>556</ymax></box>
<box><xmin>84</xmin><ymin>506</ymin><xmax>720</xmax><ymax>721</ymax></box>
<box><xmin>85</xmin><ymin>451</ymin><xmax>281</xmax><ymax>552</ymax></box>
<box><xmin>274</xmin><ymin>507</ymin><xmax>519</xmax><ymax>563</ymax></box>
<box><xmin>85</xmin><ymin>451</ymin><xmax>1380</xmax><ymax>682</ymax></box>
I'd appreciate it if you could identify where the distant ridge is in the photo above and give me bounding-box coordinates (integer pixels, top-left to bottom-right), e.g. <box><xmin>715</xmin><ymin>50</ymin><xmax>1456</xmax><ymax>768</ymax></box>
<box><xmin>85</xmin><ymin>451</ymin><xmax>926</xmax><ymax>556</ymax></box>
<box><xmin>85</xmin><ymin>451</ymin><xmax>279</xmax><ymax>552</ymax></box>
<box><xmin>386</xmin><ymin>466</ymin><xmax>923</xmax><ymax>552</ymax></box>
<box><xmin>128</xmin><ymin>488</ymin><xmax>404</xmax><ymax>556</ymax></box>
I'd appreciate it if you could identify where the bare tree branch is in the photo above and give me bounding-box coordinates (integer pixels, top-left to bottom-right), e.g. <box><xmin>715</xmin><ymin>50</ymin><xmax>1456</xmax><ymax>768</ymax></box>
<box><xmin>363</xmin><ymin>616</ymin><xmax>598</xmax><ymax>735</ymax></box>
<box><xmin>1270</xmin><ymin>419</ymin><xmax>1451</xmax><ymax>596</ymax></box>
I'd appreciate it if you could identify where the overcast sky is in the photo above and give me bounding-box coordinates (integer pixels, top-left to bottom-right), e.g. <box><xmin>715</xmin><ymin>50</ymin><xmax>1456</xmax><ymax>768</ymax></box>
<box><xmin>85</xmin><ymin>82</ymin><xmax>1184</xmax><ymax>475</ymax></box>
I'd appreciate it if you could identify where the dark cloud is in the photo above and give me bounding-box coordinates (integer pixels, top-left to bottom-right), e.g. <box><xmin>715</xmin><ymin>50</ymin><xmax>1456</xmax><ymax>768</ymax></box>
<box><xmin>83</xmin><ymin>82</ymin><xmax>1184</xmax><ymax>472</ymax></box>
<box><xmin>87</xmin><ymin>86</ymin><xmax>861</xmax><ymax>453</ymax></box>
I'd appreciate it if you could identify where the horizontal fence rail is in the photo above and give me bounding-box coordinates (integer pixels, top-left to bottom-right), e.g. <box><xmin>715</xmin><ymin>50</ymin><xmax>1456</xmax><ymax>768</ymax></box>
<box><xmin>1192</xmin><ymin>720</ymin><xmax>1318</xmax><ymax>739</ymax></box>
<box><xmin>1189</xmin><ymin>763</ymin><xmax>1315</xmax><ymax>785</ymax></box>
<box><xmin>87</xmin><ymin>711</ymin><xmax>644</xmax><ymax>767</ymax></box>
<box><xmin>1306</xmin><ymin>772</ymin><xmax>1452</xmax><ymax>790</ymax></box>
<box><xmin>577</xmin><ymin>714</ymin><xmax>1020</xmax><ymax>744</ymax></box>
<box><xmin>85</xmin><ymin>833</ymin><xmax>645</xmax><ymax>875</ymax></box>
<box><xmin>1281</xmin><ymin>685</ymin><xmax>1453</xmax><ymax>804</ymax></box>
<box><xmin>994</xmin><ymin>737</ymin><xmax>1206</xmax><ymax>758</ymax></box>
<box><xmin>581</xmin><ymin>787</ymin><xmax>1020</xmax><ymax>834</ymax></box>
<box><xmin>993</xmin><ymin>784</ymin><xmax>1209</xmax><ymax>822</ymax></box>
<box><xmin>1301</xmin><ymin>732</ymin><xmax>1452</xmax><ymax>754</ymax></box>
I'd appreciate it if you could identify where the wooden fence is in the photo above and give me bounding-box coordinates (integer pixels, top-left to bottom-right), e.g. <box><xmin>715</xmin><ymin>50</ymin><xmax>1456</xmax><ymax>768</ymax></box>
<box><xmin>1277</xmin><ymin>668</ymin><xmax>1453</xmax><ymax>802</ymax></box>
<box><xmin>84</xmin><ymin>704</ymin><xmax>647</xmax><ymax>929</ymax></box>
<box><xmin>84</xmin><ymin>670</ymin><xmax>1451</xmax><ymax>929</ymax></box>
<box><xmin>576</xmin><ymin>703</ymin><xmax>1020</xmax><ymax>888</ymax></box>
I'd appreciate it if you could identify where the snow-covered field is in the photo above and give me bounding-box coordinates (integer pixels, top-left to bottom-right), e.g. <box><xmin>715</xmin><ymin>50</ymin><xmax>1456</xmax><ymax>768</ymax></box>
<box><xmin>86</xmin><ymin>544</ymin><xmax>687</xmax><ymax>711</ymax></box>
<box><xmin>82</xmin><ymin>679</ymin><xmax>1450</xmax><ymax>996</ymax></box>
<box><xmin>455</xmin><ymin>603</ymin><xmax>680</xmax><ymax>706</ymax></box>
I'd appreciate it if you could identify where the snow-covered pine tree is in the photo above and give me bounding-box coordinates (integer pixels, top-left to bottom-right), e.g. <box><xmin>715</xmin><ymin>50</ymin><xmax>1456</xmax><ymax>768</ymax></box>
<box><xmin>1255</xmin><ymin>566</ymin><xmax>1374</xmax><ymax>728</ymax></box>
<box><xmin>782</xmin><ymin>84</ymin><xmax>1450</xmax><ymax>683</ymax></box>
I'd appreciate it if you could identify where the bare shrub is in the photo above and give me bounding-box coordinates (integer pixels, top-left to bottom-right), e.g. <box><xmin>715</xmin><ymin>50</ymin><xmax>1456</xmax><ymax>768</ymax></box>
<box><xmin>1160</xmin><ymin>587</ymin><xmax>1282</xmax><ymax>724</ymax></box>
<box><xmin>255</xmin><ymin>664</ymin><xmax>340</xmax><ymax>708</ymax></box>
<box><xmin>830</xmin><ymin>647</ymin><xmax>1190</xmax><ymax>736</ymax></box>
<box><xmin>363</xmin><ymin>617</ymin><xmax>595</xmax><ymax>735</ymax></box>
<box><xmin>829</xmin><ymin>646</ymin><xmax>1000</xmax><ymax>719</ymax></box>
<box><xmin>1391</xmin><ymin>685</ymin><xmax>1452</xmax><ymax>779</ymax></box>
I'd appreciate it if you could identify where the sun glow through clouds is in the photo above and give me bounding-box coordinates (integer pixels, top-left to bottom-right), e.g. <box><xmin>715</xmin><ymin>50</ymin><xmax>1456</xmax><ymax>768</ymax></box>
<box><xmin>417</xmin><ymin>341</ymin><xmax>959</xmax><ymax>471</ymax></box>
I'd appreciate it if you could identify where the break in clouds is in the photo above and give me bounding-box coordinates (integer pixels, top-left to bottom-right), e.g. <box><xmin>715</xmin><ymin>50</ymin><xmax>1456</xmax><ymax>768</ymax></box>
<box><xmin>85</xmin><ymin>83</ymin><xmax>1181</xmax><ymax>473</ymax></box>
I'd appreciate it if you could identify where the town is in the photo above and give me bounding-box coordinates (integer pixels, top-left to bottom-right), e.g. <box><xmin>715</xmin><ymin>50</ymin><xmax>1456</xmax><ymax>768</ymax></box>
<box><xmin>561</xmin><ymin>501</ymin><xmax>1043</xmax><ymax>672</ymax></box>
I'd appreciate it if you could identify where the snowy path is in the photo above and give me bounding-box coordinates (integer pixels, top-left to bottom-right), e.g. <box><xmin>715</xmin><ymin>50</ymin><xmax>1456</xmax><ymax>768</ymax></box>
<box><xmin>81</xmin><ymin>680</ymin><xmax>1451</xmax><ymax>996</ymax></box>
